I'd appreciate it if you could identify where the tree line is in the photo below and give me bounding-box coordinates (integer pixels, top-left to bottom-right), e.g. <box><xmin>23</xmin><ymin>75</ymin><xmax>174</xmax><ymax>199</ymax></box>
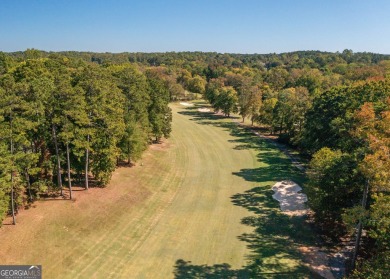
<box><xmin>0</xmin><ymin>52</ymin><xmax>172</xmax><ymax>226</ymax></box>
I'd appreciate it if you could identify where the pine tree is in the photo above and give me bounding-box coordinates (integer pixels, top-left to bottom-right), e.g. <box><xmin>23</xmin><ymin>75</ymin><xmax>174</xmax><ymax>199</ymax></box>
<box><xmin>111</xmin><ymin>65</ymin><xmax>151</xmax><ymax>164</ymax></box>
<box><xmin>76</xmin><ymin>66</ymin><xmax>125</xmax><ymax>185</ymax></box>
<box><xmin>56</xmin><ymin>73</ymin><xmax>88</xmax><ymax>199</ymax></box>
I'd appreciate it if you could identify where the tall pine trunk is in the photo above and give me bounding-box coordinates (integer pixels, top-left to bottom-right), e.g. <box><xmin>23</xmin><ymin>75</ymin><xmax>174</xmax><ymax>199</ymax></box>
<box><xmin>10</xmin><ymin>116</ymin><xmax>16</xmax><ymax>225</ymax></box>
<box><xmin>279</xmin><ymin>117</ymin><xmax>284</xmax><ymax>134</ymax></box>
<box><xmin>351</xmin><ymin>179</ymin><xmax>370</xmax><ymax>271</ymax></box>
<box><xmin>25</xmin><ymin>169</ymin><xmax>33</xmax><ymax>202</ymax></box>
<box><xmin>10</xmin><ymin>171</ymin><xmax>16</xmax><ymax>225</ymax></box>
<box><xmin>66</xmin><ymin>142</ymin><xmax>72</xmax><ymax>200</ymax></box>
<box><xmin>52</xmin><ymin>125</ymin><xmax>63</xmax><ymax>195</ymax></box>
<box><xmin>128</xmin><ymin>142</ymin><xmax>131</xmax><ymax>165</ymax></box>
<box><xmin>85</xmin><ymin>134</ymin><xmax>90</xmax><ymax>190</ymax></box>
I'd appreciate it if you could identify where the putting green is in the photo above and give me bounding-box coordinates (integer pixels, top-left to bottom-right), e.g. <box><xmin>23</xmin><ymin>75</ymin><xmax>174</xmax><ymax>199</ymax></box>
<box><xmin>0</xmin><ymin>102</ymin><xmax>316</xmax><ymax>278</ymax></box>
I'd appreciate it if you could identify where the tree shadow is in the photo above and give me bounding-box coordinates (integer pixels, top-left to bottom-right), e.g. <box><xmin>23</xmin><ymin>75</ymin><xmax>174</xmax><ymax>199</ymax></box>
<box><xmin>173</xmin><ymin>259</ymin><xmax>249</xmax><ymax>279</ymax></box>
<box><xmin>233</xmin><ymin>192</ymin><xmax>317</xmax><ymax>248</ymax></box>
<box><xmin>179</xmin><ymin>108</ymin><xmax>241</xmax><ymax>122</ymax></box>
<box><xmin>173</xmin><ymin>258</ymin><xmax>321</xmax><ymax>279</ymax></box>
<box><xmin>1</xmin><ymin>224</ymin><xmax>15</xmax><ymax>226</ymax></box>
<box><xmin>116</xmin><ymin>161</ymin><xmax>136</xmax><ymax>168</ymax></box>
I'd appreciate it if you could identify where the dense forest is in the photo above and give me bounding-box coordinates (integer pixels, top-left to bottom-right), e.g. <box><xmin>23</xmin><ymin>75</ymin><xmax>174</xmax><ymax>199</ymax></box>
<box><xmin>1</xmin><ymin>49</ymin><xmax>389</xmax><ymax>277</ymax></box>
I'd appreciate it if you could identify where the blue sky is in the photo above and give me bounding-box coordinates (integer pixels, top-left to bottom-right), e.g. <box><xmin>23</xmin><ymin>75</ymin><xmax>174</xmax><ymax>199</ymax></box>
<box><xmin>1</xmin><ymin>0</ymin><xmax>390</xmax><ymax>54</ymax></box>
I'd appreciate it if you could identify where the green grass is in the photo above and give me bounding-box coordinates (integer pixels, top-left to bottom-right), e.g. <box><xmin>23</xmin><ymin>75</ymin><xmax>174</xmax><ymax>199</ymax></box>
<box><xmin>0</xmin><ymin>101</ymin><xmax>319</xmax><ymax>278</ymax></box>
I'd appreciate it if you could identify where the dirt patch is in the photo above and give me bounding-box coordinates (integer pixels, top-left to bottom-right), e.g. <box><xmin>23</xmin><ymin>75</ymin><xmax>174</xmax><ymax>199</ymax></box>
<box><xmin>197</xmin><ymin>107</ymin><xmax>211</xmax><ymax>112</ymax></box>
<box><xmin>149</xmin><ymin>140</ymin><xmax>170</xmax><ymax>151</ymax></box>
<box><xmin>299</xmin><ymin>246</ymin><xmax>336</xmax><ymax>279</ymax></box>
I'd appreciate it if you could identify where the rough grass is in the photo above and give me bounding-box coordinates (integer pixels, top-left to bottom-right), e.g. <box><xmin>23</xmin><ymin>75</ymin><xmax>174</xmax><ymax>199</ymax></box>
<box><xmin>0</xmin><ymin>101</ymin><xmax>319</xmax><ymax>278</ymax></box>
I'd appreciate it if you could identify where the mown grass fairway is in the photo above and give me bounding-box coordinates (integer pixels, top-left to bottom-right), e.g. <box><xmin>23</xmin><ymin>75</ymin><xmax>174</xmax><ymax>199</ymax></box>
<box><xmin>0</xmin><ymin>102</ymin><xmax>319</xmax><ymax>278</ymax></box>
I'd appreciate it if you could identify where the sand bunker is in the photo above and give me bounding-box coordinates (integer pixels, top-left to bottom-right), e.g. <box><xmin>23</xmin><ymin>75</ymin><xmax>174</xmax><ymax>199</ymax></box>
<box><xmin>272</xmin><ymin>180</ymin><xmax>308</xmax><ymax>216</ymax></box>
<box><xmin>179</xmin><ymin>102</ymin><xmax>194</xmax><ymax>106</ymax></box>
<box><xmin>198</xmin><ymin>107</ymin><xmax>211</xmax><ymax>112</ymax></box>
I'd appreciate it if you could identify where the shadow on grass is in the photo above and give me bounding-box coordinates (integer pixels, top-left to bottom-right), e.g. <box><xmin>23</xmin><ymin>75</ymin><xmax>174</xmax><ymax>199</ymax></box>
<box><xmin>173</xmin><ymin>108</ymin><xmax>321</xmax><ymax>278</ymax></box>
<box><xmin>173</xmin><ymin>258</ymin><xmax>321</xmax><ymax>279</ymax></box>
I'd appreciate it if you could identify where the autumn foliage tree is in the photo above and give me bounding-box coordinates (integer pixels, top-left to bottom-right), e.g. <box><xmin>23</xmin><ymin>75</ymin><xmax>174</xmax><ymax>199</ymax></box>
<box><xmin>347</xmin><ymin>100</ymin><xmax>390</xmax><ymax>275</ymax></box>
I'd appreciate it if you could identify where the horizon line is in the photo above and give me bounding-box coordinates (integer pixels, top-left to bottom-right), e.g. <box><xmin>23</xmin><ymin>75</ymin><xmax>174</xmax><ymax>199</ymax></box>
<box><xmin>2</xmin><ymin>48</ymin><xmax>390</xmax><ymax>56</ymax></box>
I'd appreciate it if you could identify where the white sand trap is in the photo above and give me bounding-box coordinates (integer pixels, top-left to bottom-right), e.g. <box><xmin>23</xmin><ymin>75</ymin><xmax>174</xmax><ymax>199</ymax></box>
<box><xmin>198</xmin><ymin>107</ymin><xmax>211</xmax><ymax>112</ymax></box>
<box><xmin>179</xmin><ymin>102</ymin><xmax>194</xmax><ymax>106</ymax></box>
<box><xmin>272</xmin><ymin>180</ymin><xmax>308</xmax><ymax>216</ymax></box>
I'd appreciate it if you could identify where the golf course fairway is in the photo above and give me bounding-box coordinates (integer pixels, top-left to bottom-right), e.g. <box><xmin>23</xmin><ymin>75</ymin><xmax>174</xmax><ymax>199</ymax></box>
<box><xmin>0</xmin><ymin>102</ymin><xmax>319</xmax><ymax>278</ymax></box>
